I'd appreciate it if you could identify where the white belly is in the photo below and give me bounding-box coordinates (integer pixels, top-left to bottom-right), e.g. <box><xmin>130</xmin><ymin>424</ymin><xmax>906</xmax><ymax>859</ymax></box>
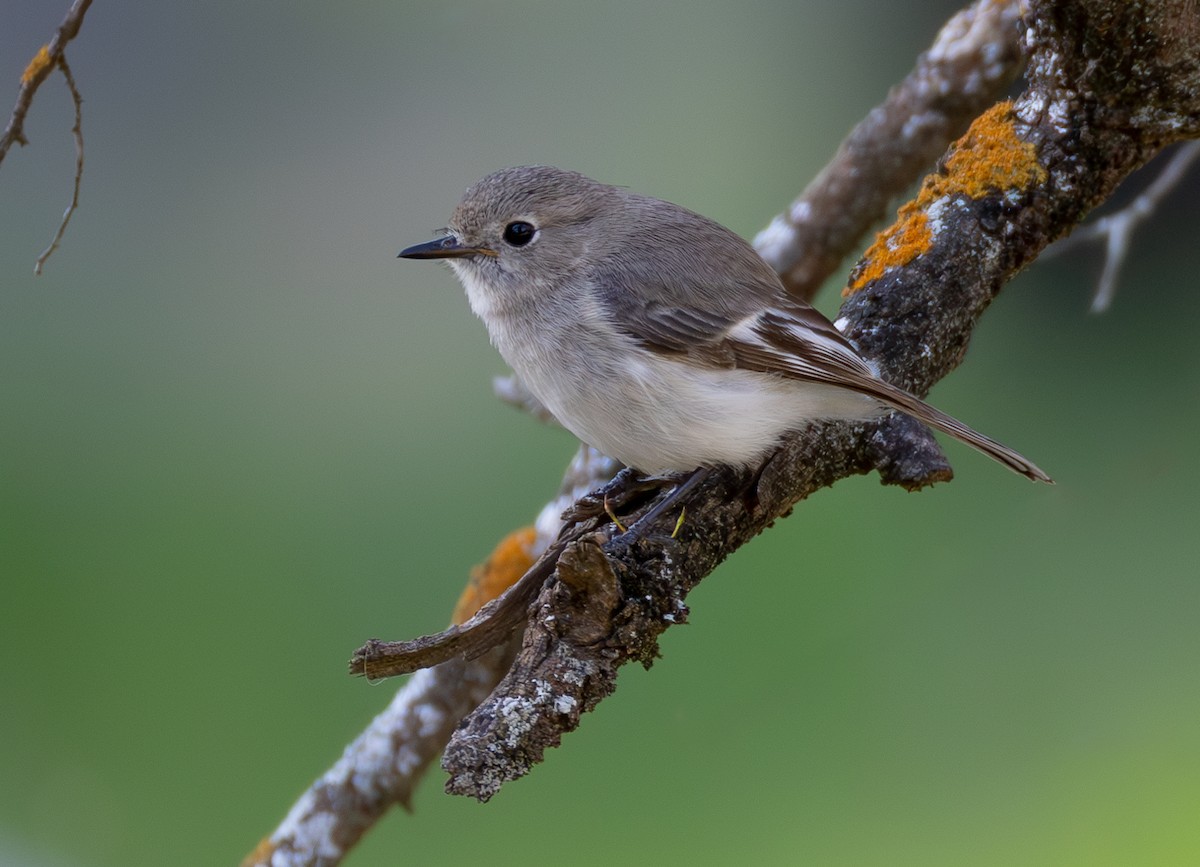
<box><xmin>505</xmin><ymin>331</ymin><xmax>879</xmax><ymax>475</ymax></box>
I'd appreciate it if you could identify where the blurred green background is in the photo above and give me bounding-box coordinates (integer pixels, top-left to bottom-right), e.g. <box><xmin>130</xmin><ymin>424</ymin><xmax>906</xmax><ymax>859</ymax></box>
<box><xmin>3</xmin><ymin>2</ymin><xmax>1198</xmax><ymax>865</ymax></box>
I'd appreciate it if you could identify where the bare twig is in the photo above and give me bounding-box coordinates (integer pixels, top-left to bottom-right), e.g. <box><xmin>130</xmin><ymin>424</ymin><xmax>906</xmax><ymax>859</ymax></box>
<box><xmin>0</xmin><ymin>0</ymin><xmax>93</xmax><ymax>163</ymax></box>
<box><xmin>350</xmin><ymin>532</ymin><xmax>579</xmax><ymax>679</ymax></box>
<box><xmin>1</xmin><ymin>0</ymin><xmax>95</xmax><ymax>273</ymax></box>
<box><xmin>34</xmin><ymin>55</ymin><xmax>84</xmax><ymax>275</ymax></box>
<box><xmin>753</xmin><ymin>0</ymin><xmax>1025</xmax><ymax>301</ymax></box>
<box><xmin>1045</xmin><ymin>141</ymin><xmax>1200</xmax><ymax>311</ymax></box>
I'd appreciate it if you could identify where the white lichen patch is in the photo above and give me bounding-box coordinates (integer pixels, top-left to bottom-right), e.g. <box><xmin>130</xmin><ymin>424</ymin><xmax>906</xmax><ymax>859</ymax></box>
<box><xmin>558</xmin><ymin>667</ymin><xmax>586</xmax><ymax>687</ymax></box>
<box><xmin>1015</xmin><ymin>92</ymin><xmax>1047</xmax><ymax>125</ymax></box>
<box><xmin>270</xmin><ymin>791</ymin><xmax>343</xmax><ymax>865</ymax></box>
<box><xmin>393</xmin><ymin>743</ymin><xmax>422</xmax><ymax>778</ymax></box>
<box><xmin>286</xmin><ymin>811</ymin><xmax>342</xmax><ymax>864</ymax></box>
<box><xmin>925</xmin><ymin>195</ymin><xmax>956</xmax><ymax>236</ymax></box>
<box><xmin>901</xmin><ymin>111</ymin><xmax>939</xmax><ymax>141</ymax></box>
<box><xmin>753</xmin><ymin>215</ymin><xmax>796</xmax><ymax>267</ymax></box>
<box><xmin>494</xmin><ymin>695</ymin><xmax>537</xmax><ymax>748</ymax></box>
<box><xmin>1047</xmin><ymin>97</ymin><xmax>1072</xmax><ymax>135</ymax></box>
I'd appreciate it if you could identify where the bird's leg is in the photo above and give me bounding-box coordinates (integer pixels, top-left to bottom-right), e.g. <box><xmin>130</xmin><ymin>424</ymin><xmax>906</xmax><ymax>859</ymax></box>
<box><xmin>566</xmin><ymin>466</ymin><xmax>714</xmax><ymax>541</ymax></box>
<box><xmin>562</xmin><ymin>466</ymin><xmax>666</xmax><ymax>526</ymax></box>
<box><xmin>621</xmin><ymin>467</ymin><xmax>711</xmax><ymax>540</ymax></box>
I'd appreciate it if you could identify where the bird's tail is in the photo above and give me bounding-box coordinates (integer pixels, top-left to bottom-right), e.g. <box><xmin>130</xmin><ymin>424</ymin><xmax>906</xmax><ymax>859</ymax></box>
<box><xmin>865</xmin><ymin>377</ymin><xmax>1053</xmax><ymax>484</ymax></box>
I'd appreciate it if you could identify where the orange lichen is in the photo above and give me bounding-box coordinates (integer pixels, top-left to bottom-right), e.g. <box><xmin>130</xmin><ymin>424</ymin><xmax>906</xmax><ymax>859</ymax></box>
<box><xmin>845</xmin><ymin>202</ymin><xmax>933</xmax><ymax>295</ymax></box>
<box><xmin>241</xmin><ymin>837</ymin><xmax>276</xmax><ymax>867</ymax></box>
<box><xmin>934</xmin><ymin>100</ymin><xmax>1048</xmax><ymax>199</ymax></box>
<box><xmin>21</xmin><ymin>46</ymin><xmax>52</xmax><ymax>85</ymax></box>
<box><xmin>845</xmin><ymin>100</ymin><xmax>1047</xmax><ymax>296</ymax></box>
<box><xmin>451</xmin><ymin>526</ymin><xmax>539</xmax><ymax>625</ymax></box>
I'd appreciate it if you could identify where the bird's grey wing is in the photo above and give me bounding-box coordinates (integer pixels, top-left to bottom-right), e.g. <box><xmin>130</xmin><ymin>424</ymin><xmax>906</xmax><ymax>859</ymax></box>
<box><xmin>611</xmin><ymin>299</ymin><xmax>741</xmax><ymax>368</ymax></box>
<box><xmin>599</xmin><ymin>270</ymin><xmax>880</xmax><ymax>389</ymax></box>
<box><xmin>589</xmin><ymin>208</ymin><xmax>791</xmax><ymax>368</ymax></box>
<box><xmin>725</xmin><ymin>306</ymin><xmax>883</xmax><ymax>390</ymax></box>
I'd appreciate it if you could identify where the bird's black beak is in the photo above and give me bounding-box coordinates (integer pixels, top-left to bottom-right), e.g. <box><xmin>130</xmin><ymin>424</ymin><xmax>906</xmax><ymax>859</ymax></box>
<box><xmin>398</xmin><ymin>236</ymin><xmax>492</xmax><ymax>259</ymax></box>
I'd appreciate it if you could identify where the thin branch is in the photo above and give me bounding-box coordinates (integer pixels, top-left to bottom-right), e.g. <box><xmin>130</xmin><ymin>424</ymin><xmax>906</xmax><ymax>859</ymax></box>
<box><xmin>0</xmin><ymin>0</ymin><xmax>93</xmax><ymax>164</ymax></box>
<box><xmin>1044</xmin><ymin>140</ymin><xmax>1200</xmax><ymax>311</ymax></box>
<box><xmin>350</xmin><ymin>531</ymin><xmax>581</xmax><ymax>680</ymax></box>
<box><xmin>0</xmin><ymin>0</ymin><xmax>95</xmax><ymax>274</ymax></box>
<box><xmin>34</xmin><ymin>55</ymin><xmax>84</xmax><ymax>275</ymax></box>
<box><xmin>244</xmin><ymin>644</ymin><xmax>522</xmax><ymax>867</ymax></box>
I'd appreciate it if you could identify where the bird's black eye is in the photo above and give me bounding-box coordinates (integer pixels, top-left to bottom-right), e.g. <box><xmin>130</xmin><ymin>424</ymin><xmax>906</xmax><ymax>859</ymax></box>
<box><xmin>503</xmin><ymin>221</ymin><xmax>536</xmax><ymax>247</ymax></box>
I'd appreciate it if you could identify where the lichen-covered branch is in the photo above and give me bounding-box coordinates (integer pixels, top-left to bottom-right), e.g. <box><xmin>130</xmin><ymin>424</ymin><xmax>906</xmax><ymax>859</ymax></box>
<box><xmin>246</xmin><ymin>449</ymin><xmax>621</xmax><ymax>866</ymax></box>
<box><xmin>754</xmin><ymin>0</ymin><xmax>1025</xmax><ymax>301</ymax></box>
<box><xmin>244</xmin><ymin>645</ymin><xmax>521</xmax><ymax>867</ymax></box>
<box><xmin>436</xmin><ymin>0</ymin><xmax>1200</xmax><ymax>801</ymax></box>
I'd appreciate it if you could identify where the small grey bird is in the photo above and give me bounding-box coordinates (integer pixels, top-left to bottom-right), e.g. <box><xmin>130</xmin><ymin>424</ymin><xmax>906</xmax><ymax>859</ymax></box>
<box><xmin>400</xmin><ymin>166</ymin><xmax>1050</xmax><ymax>484</ymax></box>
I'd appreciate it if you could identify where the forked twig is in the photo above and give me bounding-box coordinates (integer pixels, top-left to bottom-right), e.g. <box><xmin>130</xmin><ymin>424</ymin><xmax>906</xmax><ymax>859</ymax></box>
<box><xmin>1</xmin><ymin>0</ymin><xmax>95</xmax><ymax>273</ymax></box>
<box><xmin>1046</xmin><ymin>141</ymin><xmax>1200</xmax><ymax>311</ymax></box>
